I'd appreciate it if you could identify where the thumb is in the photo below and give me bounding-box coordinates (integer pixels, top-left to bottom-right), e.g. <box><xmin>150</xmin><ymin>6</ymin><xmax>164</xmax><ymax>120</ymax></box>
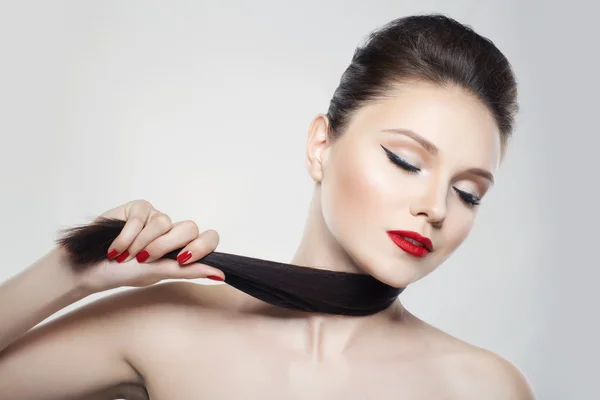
<box><xmin>167</xmin><ymin>261</ymin><xmax>225</xmax><ymax>281</ymax></box>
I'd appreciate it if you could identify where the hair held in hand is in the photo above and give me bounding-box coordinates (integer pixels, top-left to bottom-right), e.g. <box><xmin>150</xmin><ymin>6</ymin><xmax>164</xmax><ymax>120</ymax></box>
<box><xmin>55</xmin><ymin>217</ymin><xmax>404</xmax><ymax>316</ymax></box>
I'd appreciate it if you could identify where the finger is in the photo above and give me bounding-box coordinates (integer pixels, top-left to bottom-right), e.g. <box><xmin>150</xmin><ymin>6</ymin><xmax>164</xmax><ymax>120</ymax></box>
<box><xmin>175</xmin><ymin>229</ymin><xmax>219</xmax><ymax>266</ymax></box>
<box><xmin>168</xmin><ymin>261</ymin><xmax>225</xmax><ymax>281</ymax></box>
<box><xmin>106</xmin><ymin>200</ymin><xmax>153</xmax><ymax>260</ymax></box>
<box><xmin>133</xmin><ymin>219</ymin><xmax>196</xmax><ymax>263</ymax></box>
<box><xmin>142</xmin><ymin>257</ymin><xmax>224</xmax><ymax>281</ymax></box>
<box><xmin>116</xmin><ymin>212</ymin><xmax>173</xmax><ymax>263</ymax></box>
<box><xmin>99</xmin><ymin>199</ymin><xmax>147</xmax><ymax>220</ymax></box>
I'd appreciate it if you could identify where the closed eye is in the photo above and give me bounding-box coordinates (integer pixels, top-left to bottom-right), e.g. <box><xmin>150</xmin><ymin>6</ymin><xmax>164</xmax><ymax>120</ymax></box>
<box><xmin>381</xmin><ymin>145</ymin><xmax>420</xmax><ymax>173</ymax></box>
<box><xmin>453</xmin><ymin>187</ymin><xmax>481</xmax><ymax>207</ymax></box>
<box><xmin>382</xmin><ymin>144</ymin><xmax>482</xmax><ymax>208</ymax></box>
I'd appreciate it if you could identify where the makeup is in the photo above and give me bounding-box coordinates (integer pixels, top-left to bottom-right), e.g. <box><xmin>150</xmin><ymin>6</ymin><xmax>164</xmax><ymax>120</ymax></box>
<box><xmin>386</xmin><ymin>230</ymin><xmax>433</xmax><ymax>258</ymax></box>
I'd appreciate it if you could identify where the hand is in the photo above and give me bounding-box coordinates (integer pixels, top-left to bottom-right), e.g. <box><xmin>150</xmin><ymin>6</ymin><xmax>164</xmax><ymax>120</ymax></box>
<box><xmin>68</xmin><ymin>199</ymin><xmax>224</xmax><ymax>293</ymax></box>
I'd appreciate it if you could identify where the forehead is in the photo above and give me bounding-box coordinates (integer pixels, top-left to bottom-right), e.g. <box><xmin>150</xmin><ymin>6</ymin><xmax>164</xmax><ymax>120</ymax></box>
<box><xmin>347</xmin><ymin>81</ymin><xmax>502</xmax><ymax>171</ymax></box>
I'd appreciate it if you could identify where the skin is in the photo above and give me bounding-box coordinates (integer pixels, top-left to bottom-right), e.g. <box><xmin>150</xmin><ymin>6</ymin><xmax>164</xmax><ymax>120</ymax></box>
<box><xmin>0</xmin><ymin>81</ymin><xmax>536</xmax><ymax>399</ymax></box>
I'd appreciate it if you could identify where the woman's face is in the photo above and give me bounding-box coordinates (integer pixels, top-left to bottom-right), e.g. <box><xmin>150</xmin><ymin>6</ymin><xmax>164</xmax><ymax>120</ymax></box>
<box><xmin>310</xmin><ymin>81</ymin><xmax>502</xmax><ymax>287</ymax></box>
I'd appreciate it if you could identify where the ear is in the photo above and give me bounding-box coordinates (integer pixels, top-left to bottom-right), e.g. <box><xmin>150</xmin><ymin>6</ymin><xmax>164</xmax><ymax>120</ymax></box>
<box><xmin>305</xmin><ymin>114</ymin><xmax>332</xmax><ymax>183</ymax></box>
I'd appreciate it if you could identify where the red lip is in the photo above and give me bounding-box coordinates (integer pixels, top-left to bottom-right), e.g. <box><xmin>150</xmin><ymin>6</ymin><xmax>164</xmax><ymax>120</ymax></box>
<box><xmin>387</xmin><ymin>230</ymin><xmax>434</xmax><ymax>258</ymax></box>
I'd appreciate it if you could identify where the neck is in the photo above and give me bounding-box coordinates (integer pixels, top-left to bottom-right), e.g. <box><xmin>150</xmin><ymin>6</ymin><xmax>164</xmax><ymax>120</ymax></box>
<box><xmin>234</xmin><ymin>187</ymin><xmax>407</xmax><ymax>354</ymax></box>
<box><xmin>236</xmin><ymin>287</ymin><xmax>406</xmax><ymax>357</ymax></box>
<box><xmin>290</xmin><ymin>187</ymin><xmax>364</xmax><ymax>274</ymax></box>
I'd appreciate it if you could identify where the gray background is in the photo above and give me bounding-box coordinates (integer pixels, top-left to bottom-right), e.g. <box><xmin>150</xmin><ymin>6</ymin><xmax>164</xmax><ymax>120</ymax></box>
<box><xmin>0</xmin><ymin>1</ymin><xmax>597</xmax><ymax>398</ymax></box>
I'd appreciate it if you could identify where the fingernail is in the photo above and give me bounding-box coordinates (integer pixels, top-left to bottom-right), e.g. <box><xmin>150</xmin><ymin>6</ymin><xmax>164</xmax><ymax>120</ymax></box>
<box><xmin>116</xmin><ymin>250</ymin><xmax>130</xmax><ymax>263</ymax></box>
<box><xmin>136</xmin><ymin>250</ymin><xmax>150</xmax><ymax>263</ymax></box>
<box><xmin>207</xmin><ymin>275</ymin><xmax>224</xmax><ymax>282</ymax></box>
<box><xmin>177</xmin><ymin>251</ymin><xmax>192</xmax><ymax>264</ymax></box>
<box><xmin>107</xmin><ymin>249</ymin><xmax>118</xmax><ymax>259</ymax></box>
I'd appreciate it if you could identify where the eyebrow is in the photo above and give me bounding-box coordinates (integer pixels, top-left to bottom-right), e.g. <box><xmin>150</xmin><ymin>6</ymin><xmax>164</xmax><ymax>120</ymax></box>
<box><xmin>380</xmin><ymin>128</ymin><xmax>495</xmax><ymax>185</ymax></box>
<box><xmin>381</xmin><ymin>128</ymin><xmax>439</xmax><ymax>156</ymax></box>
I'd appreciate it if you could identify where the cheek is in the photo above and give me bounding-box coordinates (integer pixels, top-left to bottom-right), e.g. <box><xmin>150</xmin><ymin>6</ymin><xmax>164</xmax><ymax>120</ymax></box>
<box><xmin>442</xmin><ymin>207</ymin><xmax>476</xmax><ymax>252</ymax></box>
<box><xmin>321</xmin><ymin>147</ymin><xmax>388</xmax><ymax>237</ymax></box>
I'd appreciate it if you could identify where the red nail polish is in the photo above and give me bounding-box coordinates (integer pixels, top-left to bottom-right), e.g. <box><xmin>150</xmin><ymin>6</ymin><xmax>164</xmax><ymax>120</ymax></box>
<box><xmin>207</xmin><ymin>275</ymin><xmax>224</xmax><ymax>281</ymax></box>
<box><xmin>177</xmin><ymin>251</ymin><xmax>192</xmax><ymax>264</ymax></box>
<box><xmin>116</xmin><ymin>250</ymin><xmax>130</xmax><ymax>263</ymax></box>
<box><xmin>136</xmin><ymin>250</ymin><xmax>150</xmax><ymax>263</ymax></box>
<box><xmin>107</xmin><ymin>249</ymin><xmax>118</xmax><ymax>259</ymax></box>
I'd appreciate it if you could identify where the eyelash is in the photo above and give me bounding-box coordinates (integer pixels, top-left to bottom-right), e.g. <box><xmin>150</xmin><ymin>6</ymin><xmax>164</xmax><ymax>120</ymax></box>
<box><xmin>381</xmin><ymin>145</ymin><xmax>420</xmax><ymax>173</ymax></box>
<box><xmin>453</xmin><ymin>187</ymin><xmax>481</xmax><ymax>207</ymax></box>
<box><xmin>381</xmin><ymin>144</ymin><xmax>481</xmax><ymax>207</ymax></box>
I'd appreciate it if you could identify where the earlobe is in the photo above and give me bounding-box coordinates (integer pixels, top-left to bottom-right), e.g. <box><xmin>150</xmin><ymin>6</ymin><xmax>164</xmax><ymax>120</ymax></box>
<box><xmin>305</xmin><ymin>114</ymin><xmax>331</xmax><ymax>183</ymax></box>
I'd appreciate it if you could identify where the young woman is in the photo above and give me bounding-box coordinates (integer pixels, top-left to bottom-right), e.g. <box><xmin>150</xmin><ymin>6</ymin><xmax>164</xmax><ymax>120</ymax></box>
<box><xmin>0</xmin><ymin>14</ymin><xmax>536</xmax><ymax>399</ymax></box>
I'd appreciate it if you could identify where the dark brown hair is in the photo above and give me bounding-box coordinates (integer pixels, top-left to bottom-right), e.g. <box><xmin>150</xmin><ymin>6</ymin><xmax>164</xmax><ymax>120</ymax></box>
<box><xmin>326</xmin><ymin>14</ymin><xmax>518</xmax><ymax>151</ymax></box>
<box><xmin>56</xmin><ymin>217</ymin><xmax>404</xmax><ymax>316</ymax></box>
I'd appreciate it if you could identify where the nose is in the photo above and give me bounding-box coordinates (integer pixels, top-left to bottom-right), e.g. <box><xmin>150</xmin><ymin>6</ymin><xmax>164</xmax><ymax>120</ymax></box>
<box><xmin>409</xmin><ymin>177</ymin><xmax>447</xmax><ymax>227</ymax></box>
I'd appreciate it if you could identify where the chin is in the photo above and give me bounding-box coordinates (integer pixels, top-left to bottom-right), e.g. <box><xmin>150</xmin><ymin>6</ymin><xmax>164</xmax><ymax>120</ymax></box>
<box><xmin>383</xmin><ymin>269</ymin><xmax>420</xmax><ymax>288</ymax></box>
<box><xmin>362</xmin><ymin>256</ymin><xmax>422</xmax><ymax>288</ymax></box>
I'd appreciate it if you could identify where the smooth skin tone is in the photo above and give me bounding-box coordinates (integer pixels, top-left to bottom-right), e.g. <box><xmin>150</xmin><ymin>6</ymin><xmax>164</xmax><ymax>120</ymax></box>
<box><xmin>0</xmin><ymin>81</ymin><xmax>536</xmax><ymax>399</ymax></box>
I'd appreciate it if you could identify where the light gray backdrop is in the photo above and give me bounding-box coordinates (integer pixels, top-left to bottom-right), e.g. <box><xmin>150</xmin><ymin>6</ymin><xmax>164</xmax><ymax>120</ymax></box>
<box><xmin>1</xmin><ymin>1</ymin><xmax>597</xmax><ymax>398</ymax></box>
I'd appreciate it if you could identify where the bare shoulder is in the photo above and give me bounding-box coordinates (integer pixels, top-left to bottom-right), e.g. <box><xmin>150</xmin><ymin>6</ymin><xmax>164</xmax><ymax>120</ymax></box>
<box><xmin>403</xmin><ymin>315</ymin><xmax>536</xmax><ymax>399</ymax></box>
<box><xmin>443</xmin><ymin>347</ymin><xmax>536</xmax><ymax>400</ymax></box>
<box><xmin>0</xmin><ymin>281</ymin><xmax>228</xmax><ymax>400</ymax></box>
<box><xmin>122</xmin><ymin>280</ymin><xmax>244</xmax><ymax>326</ymax></box>
<box><xmin>95</xmin><ymin>280</ymin><xmax>239</xmax><ymax>324</ymax></box>
<box><xmin>21</xmin><ymin>281</ymin><xmax>222</xmax><ymax>341</ymax></box>
<box><xmin>45</xmin><ymin>280</ymin><xmax>239</xmax><ymax>352</ymax></box>
<box><xmin>70</xmin><ymin>281</ymin><xmax>240</xmax><ymax>366</ymax></box>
